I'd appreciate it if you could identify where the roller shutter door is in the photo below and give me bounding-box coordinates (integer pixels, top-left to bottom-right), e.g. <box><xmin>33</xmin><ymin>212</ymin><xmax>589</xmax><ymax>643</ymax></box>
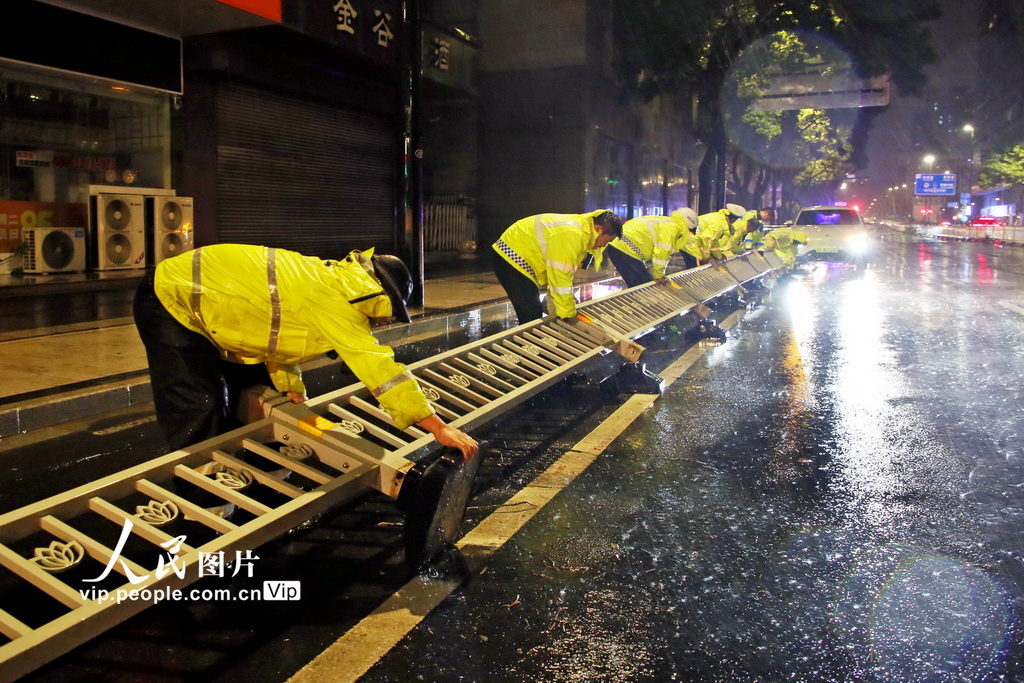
<box><xmin>216</xmin><ymin>84</ymin><xmax>396</xmax><ymax>257</ymax></box>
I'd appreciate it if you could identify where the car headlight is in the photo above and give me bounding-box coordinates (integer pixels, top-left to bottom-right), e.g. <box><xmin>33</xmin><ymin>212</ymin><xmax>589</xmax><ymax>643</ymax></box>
<box><xmin>846</xmin><ymin>233</ymin><xmax>869</xmax><ymax>253</ymax></box>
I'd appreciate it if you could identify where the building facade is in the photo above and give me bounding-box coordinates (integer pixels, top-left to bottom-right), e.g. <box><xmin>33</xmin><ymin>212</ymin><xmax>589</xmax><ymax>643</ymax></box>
<box><xmin>2</xmin><ymin>0</ymin><xmax>698</xmax><ymax>289</ymax></box>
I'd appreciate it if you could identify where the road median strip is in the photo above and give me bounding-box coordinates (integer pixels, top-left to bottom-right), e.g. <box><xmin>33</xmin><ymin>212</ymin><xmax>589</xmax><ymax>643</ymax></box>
<box><xmin>288</xmin><ymin>309</ymin><xmax>745</xmax><ymax>683</ymax></box>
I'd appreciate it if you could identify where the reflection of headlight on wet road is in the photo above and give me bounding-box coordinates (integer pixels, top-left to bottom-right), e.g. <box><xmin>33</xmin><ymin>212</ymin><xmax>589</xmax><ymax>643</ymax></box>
<box><xmin>846</xmin><ymin>233</ymin><xmax>869</xmax><ymax>253</ymax></box>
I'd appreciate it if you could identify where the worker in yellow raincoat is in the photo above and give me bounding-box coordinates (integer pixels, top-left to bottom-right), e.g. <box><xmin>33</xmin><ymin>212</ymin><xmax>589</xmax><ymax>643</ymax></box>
<box><xmin>491</xmin><ymin>210</ymin><xmax>623</xmax><ymax>323</ymax></box>
<box><xmin>697</xmin><ymin>203</ymin><xmax>747</xmax><ymax>260</ymax></box>
<box><xmin>133</xmin><ymin>244</ymin><xmax>478</xmax><ymax>460</ymax></box>
<box><xmin>605</xmin><ymin>208</ymin><xmax>700</xmax><ymax>287</ymax></box>
<box><xmin>763</xmin><ymin>226</ymin><xmax>808</xmax><ymax>269</ymax></box>
<box><xmin>726</xmin><ymin>209</ymin><xmax>763</xmax><ymax>254</ymax></box>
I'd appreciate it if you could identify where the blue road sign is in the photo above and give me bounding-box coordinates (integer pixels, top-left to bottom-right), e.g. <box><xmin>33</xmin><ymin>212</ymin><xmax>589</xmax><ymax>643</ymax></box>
<box><xmin>915</xmin><ymin>173</ymin><xmax>957</xmax><ymax>195</ymax></box>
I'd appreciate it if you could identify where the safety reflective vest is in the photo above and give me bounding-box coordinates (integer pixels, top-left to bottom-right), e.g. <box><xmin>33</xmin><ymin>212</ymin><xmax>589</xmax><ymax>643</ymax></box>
<box><xmin>729</xmin><ymin>210</ymin><xmax>762</xmax><ymax>253</ymax></box>
<box><xmin>763</xmin><ymin>227</ymin><xmax>808</xmax><ymax>267</ymax></box>
<box><xmin>492</xmin><ymin>211</ymin><xmax>604</xmax><ymax>318</ymax></box>
<box><xmin>154</xmin><ymin>244</ymin><xmax>434</xmax><ymax>430</ymax></box>
<box><xmin>697</xmin><ymin>210</ymin><xmax>734</xmax><ymax>260</ymax></box>
<box><xmin>608</xmin><ymin>215</ymin><xmax>696</xmax><ymax>278</ymax></box>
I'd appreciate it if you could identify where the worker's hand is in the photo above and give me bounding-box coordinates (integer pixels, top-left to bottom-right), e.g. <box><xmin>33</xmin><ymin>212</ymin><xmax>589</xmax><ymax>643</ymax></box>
<box><xmin>286</xmin><ymin>391</ymin><xmax>307</xmax><ymax>404</ymax></box>
<box><xmin>656</xmin><ymin>276</ymin><xmax>669</xmax><ymax>284</ymax></box>
<box><xmin>434</xmin><ymin>424</ymin><xmax>479</xmax><ymax>461</ymax></box>
<box><xmin>418</xmin><ymin>414</ymin><xmax>479</xmax><ymax>461</ymax></box>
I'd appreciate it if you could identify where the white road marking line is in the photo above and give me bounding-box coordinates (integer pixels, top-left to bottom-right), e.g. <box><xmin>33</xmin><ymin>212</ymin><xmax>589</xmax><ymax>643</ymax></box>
<box><xmin>999</xmin><ymin>301</ymin><xmax>1024</xmax><ymax>317</ymax></box>
<box><xmin>287</xmin><ymin>310</ymin><xmax>745</xmax><ymax>683</ymax></box>
<box><xmin>90</xmin><ymin>416</ymin><xmax>157</xmax><ymax>436</ymax></box>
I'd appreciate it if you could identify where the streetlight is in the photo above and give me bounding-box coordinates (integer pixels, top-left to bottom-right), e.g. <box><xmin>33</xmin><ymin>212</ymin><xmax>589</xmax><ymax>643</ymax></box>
<box><xmin>923</xmin><ymin>154</ymin><xmax>936</xmax><ymax>171</ymax></box>
<box><xmin>962</xmin><ymin>124</ymin><xmax>978</xmax><ymax>218</ymax></box>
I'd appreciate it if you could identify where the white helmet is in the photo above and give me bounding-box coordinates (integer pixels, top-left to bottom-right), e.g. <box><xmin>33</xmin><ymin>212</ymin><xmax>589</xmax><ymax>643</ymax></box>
<box><xmin>725</xmin><ymin>203</ymin><xmax>747</xmax><ymax>217</ymax></box>
<box><xmin>671</xmin><ymin>207</ymin><xmax>699</xmax><ymax>231</ymax></box>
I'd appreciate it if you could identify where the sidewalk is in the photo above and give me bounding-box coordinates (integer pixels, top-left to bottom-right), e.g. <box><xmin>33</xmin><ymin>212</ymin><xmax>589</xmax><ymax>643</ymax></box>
<box><xmin>0</xmin><ymin>256</ymin><xmax>625</xmax><ymax>438</ymax></box>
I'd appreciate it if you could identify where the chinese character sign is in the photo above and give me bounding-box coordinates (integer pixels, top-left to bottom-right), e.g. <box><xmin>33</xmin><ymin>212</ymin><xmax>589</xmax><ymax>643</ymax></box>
<box><xmin>914</xmin><ymin>174</ymin><xmax>957</xmax><ymax>196</ymax></box>
<box><xmin>373</xmin><ymin>10</ymin><xmax>393</xmax><ymax>47</ymax></box>
<box><xmin>333</xmin><ymin>0</ymin><xmax>357</xmax><ymax>34</ymax></box>
<box><xmin>433</xmin><ymin>38</ymin><xmax>450</xmax><ymax>71</ymax></box>
<box><xmin>282</xmin><ymin>0</ymin><xmax>402</xmax><ymax>66</ymax></box>
<box><xmin>0</xmin><ymin>201</ymin><xmax>88</xmax><ymax>253</ymax></box>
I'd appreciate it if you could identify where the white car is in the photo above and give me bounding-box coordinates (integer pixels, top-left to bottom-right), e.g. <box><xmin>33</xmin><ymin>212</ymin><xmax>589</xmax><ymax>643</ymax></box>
<box><xmin>793</xmin><ymin>205</ymin><xmax>871</xmax><ymax>265</ymax></box>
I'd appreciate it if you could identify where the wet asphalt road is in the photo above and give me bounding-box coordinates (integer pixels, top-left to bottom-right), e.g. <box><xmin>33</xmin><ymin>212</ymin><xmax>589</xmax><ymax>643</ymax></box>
<box><xmin>361</xmin><ymin>231</ymin><xmax>1024</xmax><ymax>682</ymax></box>
<box><xmin>8</xmin><ymin>229</ymin><xmax>1024</xmax><ymax>682</ymax></box>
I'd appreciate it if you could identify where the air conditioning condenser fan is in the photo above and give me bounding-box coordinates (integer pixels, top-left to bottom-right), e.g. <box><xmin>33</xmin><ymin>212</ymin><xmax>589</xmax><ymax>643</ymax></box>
<box><xmin>105</xmin><ymin>232</ymin><xmax>133</xmax><ymax>266</ymax></box>
<box><xmin>24</xmin><ymin>228</ymin><xmax>87</xmax><ymax>274</ymax></box>
<box><xmin>90</xmin><ymin>193</ymin><xmax>145</xmax><ymax>270</ymax></box>
<box><xmin>104</xmin><ymin>199</ymin><xmax>133</xmax><ymax>230</ymax></box>
<box><xmin>41</xmin><ymin>230</ymin><xmax>75</xmax><ymax>270</ymax></box>
<box><xmin>161</xmin><ymin>232</ymin><xmax>186</xmax><ymax>259</ymax></box>
<box><xmin>146</xmin><ymin>195</ymin><xmax>194</xmax><ymax>265</ymax></box>
<box><xmin>160</xmin><ymin>200</ymin><xmax>185</xmax><ymax>230</ymax></box>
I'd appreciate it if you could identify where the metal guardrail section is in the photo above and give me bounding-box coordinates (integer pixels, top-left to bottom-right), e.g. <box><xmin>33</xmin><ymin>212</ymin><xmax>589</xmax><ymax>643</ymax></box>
<box><xmin>0</xmin><ymin>253</ymin><xmax>779</xmax><ymax>681</ymax></box>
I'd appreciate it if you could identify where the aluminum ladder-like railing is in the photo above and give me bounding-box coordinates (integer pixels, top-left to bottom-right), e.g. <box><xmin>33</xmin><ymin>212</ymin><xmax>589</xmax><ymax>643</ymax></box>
<box><xmin>0</xmin><ymin>251</ymin><xmax>784</xmax><ymax>681</ymax></box>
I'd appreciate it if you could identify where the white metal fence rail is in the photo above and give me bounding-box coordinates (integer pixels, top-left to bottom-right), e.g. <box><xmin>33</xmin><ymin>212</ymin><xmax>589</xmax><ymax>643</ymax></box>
<box><xmin>921</xmin><ymin>224</ymin><xmax>1024</xmax><ymax>243</ymax></box>
<box><xmin>0</xmin><ymin>251</ymin><xmax>783</xmax><ymax>681</ymax></box>
<box><xmin>425</xmin><ymin>195</ymin><xmax>476</xmax><ymax>251</ymax></box>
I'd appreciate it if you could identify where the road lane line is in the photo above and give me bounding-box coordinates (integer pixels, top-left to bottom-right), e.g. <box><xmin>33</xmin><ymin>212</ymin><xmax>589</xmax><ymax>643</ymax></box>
<box><xmin>287</xmin><ymin>310</ymin><xmax>745</xmax><ymax>683</ymax></box>
<box><xmin>999</xmin><ymin>301</ymin><xmax>1024</xmax><ymax>317</ymax></box>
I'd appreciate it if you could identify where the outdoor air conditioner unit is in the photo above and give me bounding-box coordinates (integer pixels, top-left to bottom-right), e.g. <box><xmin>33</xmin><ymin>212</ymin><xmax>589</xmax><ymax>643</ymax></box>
<box><xmin>89</xmin><ymin>193</ymin><xmax>146</xmax><ymax>270</ymax></box>
<box><xmin>23</xmin><ymin>227</ymin><xmax>87</xmax><ymax>274</ymax></box>
<box><xmin>146</xmin><ymin>195</ymin><xmax>194</xmax><ymax>266</ymax></box>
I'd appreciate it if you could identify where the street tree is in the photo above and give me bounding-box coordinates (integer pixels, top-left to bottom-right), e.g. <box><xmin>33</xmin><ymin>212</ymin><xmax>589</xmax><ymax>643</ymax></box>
<box><xmin>615</xmin><ymin>0</ymin><xmax>941</xmax><ymax>212</ymax></box>
<box><xmin>722</xmin><ymin>31</ymin><xmax>861</xmax><ymax>209</ymax></box>
<box><xmin>979</xmin><ymin>145</ymin><xmax>1024</xmax><ymax>189</ymax></box>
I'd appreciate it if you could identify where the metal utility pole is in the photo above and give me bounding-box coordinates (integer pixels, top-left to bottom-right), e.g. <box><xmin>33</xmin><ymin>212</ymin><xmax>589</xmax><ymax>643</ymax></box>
<box><xmin>399</xmin><ymin>0</ymin><xmax>425</xmax><ymax>308</ymax></box>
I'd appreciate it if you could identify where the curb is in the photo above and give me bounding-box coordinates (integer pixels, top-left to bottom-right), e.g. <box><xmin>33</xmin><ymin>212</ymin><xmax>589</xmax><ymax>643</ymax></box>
<box><xmin>0</xmin><ymin>299</ymin><xmax>517</xmax><ymax>439</ymax></box>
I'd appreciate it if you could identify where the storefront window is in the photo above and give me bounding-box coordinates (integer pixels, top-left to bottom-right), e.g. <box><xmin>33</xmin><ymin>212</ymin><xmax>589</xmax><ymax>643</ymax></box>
<box><xmin>0</xmin><ymin>64</ymin><xmax>170</xmax><ymax>253</ymax></box>
<box><xmin>587</xmin><ymin>134</ymin><xmax>630</xmax><ymax>219</ymax></box>
<box><xmin>638</xmin><ymin>155</ymin><xmax>666</xmax><ymax>216</ymax></box>
<box><xmin>667</xmin><ymin>163</ymin><xmax>690</xmax><ymax>213</ymax></box>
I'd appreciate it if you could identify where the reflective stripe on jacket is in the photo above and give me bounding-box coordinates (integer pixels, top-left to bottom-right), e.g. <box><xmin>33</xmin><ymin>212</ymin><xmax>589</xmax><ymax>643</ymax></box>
<box><xmin>609</xmin><ymin>215</ymin><xmax>695</xmax><ymax>278</ymax></box>
<box><xmin>728</xmin><ymin>210</ymin><xmax>760</xmax><ymax>253</ymax></box>
<box><xmin>154</xmin><ymin>244</ymin><xmax>434</xmax><ymax>430</ymax></box>
<box><xmin>491</xmin><ymin>211</ymin><xmax>602</xmax><ymax>318</ymax></box>
<box><xmin>742</xmin><ymin>230</ymin><xmax>766</xmax><ymax>252</ymax></box>
<box><xmin>697</xmin><ymin>210</ymin><xmax>734</xmax><ymax>260</ymax></box>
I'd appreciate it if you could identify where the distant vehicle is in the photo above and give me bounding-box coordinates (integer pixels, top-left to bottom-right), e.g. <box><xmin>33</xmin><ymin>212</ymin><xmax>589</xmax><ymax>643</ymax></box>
<box><xmin>793</xmin><ymin>205</ymin><xmax>870</xmax><ymax>266</ymax></box>
<box><xmin>970</xmin><ymin>216</ymin><xmax>1003</xmax><ymax>228</ymax></box>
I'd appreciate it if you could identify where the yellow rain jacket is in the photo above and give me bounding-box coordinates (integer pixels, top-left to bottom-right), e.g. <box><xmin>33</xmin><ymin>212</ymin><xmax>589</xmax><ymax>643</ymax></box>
<box><xmin>697</xmin><ymin>209</ymin><xmax>735</xmax><ymax>260</ymax></box>
<box><xmin>727</xmin><ymin>210</ymin><xmax>761</xmax><ymax>253</ymax></box>
<box><xmin>154</xmin><ymin>244</ymin><xmax>434</xmax><ymax>430</ymax></box>
<box><xmin>492</xmin><ymin>210</ymin><xmax>606</xmax><ymax>318</ymax></box>
<box><xmin>764</xmin><ymin>227</ymin><xmax>808</xmax><ymax>268</ymax></box>
<box><xmin>608</xmin><ymin>215</ymin><xmax>696</xmax><ymax>278</ymax></box>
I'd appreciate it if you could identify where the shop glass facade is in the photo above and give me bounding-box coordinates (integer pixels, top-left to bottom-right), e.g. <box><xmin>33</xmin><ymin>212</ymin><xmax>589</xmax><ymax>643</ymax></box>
<box><xmin>0</xmin><ymin>64</ymin><xmax>171</xmax><ymax>253</ymax></box>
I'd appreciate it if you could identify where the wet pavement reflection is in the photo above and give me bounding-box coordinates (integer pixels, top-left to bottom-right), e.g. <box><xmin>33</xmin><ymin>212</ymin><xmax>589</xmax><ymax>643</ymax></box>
<box><xmin>362</xmin><ymin>233</ymin><xmax>1024</xmax><ymax>682</ymax></box>
<box><xmin>10</xmin><ymin>231</ymin><xmax>1024</xmax><ymax>682</ymax></box>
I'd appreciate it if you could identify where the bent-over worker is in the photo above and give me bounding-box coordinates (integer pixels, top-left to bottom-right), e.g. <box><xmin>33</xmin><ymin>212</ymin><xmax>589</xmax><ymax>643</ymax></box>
<box><xmin>491</xmin><ymin>210</ymin><xmax>623</xmax><ymax>324</ymax></box>
<box><xmin>605</xmin><ymin>208</ymin><xmax>701</xmax><ymax>287</ymax></box>
<box><xmin>133</xmin><ymin>244</ymin><xmax>478</xmax><ymax>461</ymax></box>
<box><xmin>763</xmin><ymin>226</ymin><xmax>808</xmax><ymax>270</ymax></box>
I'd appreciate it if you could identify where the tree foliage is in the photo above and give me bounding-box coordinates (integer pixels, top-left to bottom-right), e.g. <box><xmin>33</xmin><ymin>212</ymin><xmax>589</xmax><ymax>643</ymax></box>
<box><xmin>723</xmin><ymin>31</ymin><xmax>859</xmax><ymax>204</ymax></box>
<box><xmin>615</xmin><ymin>0</ymin><xmax>941</xmax><ymax>210</ymax></box>
<box><xmin>979</xmin><ymin>145</ymin><xmax>1024</xmax><ymax>188</ymax></box>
